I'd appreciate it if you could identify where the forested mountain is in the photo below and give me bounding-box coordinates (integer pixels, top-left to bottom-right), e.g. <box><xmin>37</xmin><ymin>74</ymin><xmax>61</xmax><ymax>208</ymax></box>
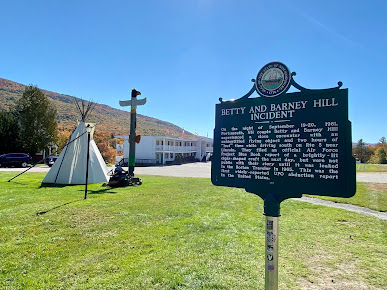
<box><xmin>0</xmin><ymin>78</ymin><xmax>198</xmax><ymax>138</ymax></box>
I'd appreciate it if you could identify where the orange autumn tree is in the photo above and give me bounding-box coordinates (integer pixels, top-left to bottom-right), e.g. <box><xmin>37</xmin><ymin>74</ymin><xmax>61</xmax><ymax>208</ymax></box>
<box><xmin>94</xmin><ymin>131</ymin><xmax>116</xmax><ymax>164</ymax></box>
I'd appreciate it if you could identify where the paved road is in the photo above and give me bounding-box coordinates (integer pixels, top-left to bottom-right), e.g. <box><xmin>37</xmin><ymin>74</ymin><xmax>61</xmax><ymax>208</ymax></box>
<box><xmin>136</xmin><ymin>164</ymin><xmax>387</xmax><ymax>183</ymax></box>
<box><xmin>134</xmin><ymin>162</ymin><xmax>212</xmax><ymax>178</ymax></box>
<box><xmin>0</xmin><ymin>162</ymin><xmax>213</xmax><ymax>177</ymax></box>
<box><xmin>1</xmin><ymin>162</ymin><xmax>387</xmax><ymax>183</ymax></box>
<box><xmin>356</xmin><ymin>172</ymin><xmax>387</xmax><ymax>183</ymax></box>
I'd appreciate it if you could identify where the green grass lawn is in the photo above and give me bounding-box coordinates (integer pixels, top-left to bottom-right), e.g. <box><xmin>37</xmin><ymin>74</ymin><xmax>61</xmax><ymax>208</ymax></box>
<box><xmin>0</xmin><ymin>173</ymin><xmax>386</xmax><ymax>289</ymax></box>
<box><xmin>356</xmin><ymin>163</ymin><xmax>387</xmax><ymax>172</ymax></box>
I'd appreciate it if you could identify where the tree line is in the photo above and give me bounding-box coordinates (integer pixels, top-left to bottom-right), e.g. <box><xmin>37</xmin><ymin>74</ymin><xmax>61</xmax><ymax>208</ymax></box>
<box><xmin>0</xmin><ymin>86</ymin><xmax>57</xmax><ymax>156</ymax></box>
<box><xmin>352</xmin><ymin>137</ymin><xmax>387</xmax><ymax>164</ymax></box>
<box><xmin>1</xmin><ymin>86</ymin><xmax>386</xmax><ymax>165</ymax></box>
<box><xmin>0</xmin><ymin>86</ymin><xmax>117</xmax><ymax>163</ymax></box>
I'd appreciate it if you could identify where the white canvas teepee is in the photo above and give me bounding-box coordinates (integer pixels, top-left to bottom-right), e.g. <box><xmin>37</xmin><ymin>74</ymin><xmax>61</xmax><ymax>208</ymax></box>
<box><xmin>42</xmin><ymin>101</ymin><xmax>109</xmax><ymax>185</ymax></box>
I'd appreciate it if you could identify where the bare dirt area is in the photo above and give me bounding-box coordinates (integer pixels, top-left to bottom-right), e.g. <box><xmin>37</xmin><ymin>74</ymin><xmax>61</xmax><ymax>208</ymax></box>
<box><xmin>367</xmin><ymin>182</ymin><xmax>387</xmax><ymax>192</ymax></box>
<box><xmin>298</xmin><ymin>257</ymin><xmax>375</xmax><ymax>290</ymax></box>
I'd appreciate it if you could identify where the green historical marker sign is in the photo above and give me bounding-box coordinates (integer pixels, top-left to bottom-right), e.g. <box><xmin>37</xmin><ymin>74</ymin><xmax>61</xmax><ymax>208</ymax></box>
<box><xmin>212</xmin><ymin>62</ymin><xmax>356</xmax><ymax>208</ymax></box>
<box><xmin>211</xmin><ymin>62</ymin><xmax>356</xmax><ymax>289</ymax></box>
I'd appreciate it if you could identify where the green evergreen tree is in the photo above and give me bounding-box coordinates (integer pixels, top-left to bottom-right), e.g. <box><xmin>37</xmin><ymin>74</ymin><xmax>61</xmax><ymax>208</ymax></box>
<box><xmin>15</xmin><ymin>86</ymin><xmax>58</xmax><ymax>154</ymax></box>
<box><xmin>377</xmin><ymin>148</ymin><xmax>387</xmax><ymax>164</ymax></box>
<box><xmin>353</xmin><ymin>139</ymin><xmax>372</xmax><ymax>163</ymax></box>
<box><xmin>0</xmin><ymin>109</ymin><xmax>20</xmax><ymax>154</ymax></box>
<box><xmin>378</xmin><ymin>137</ymin><xmax>387</xmax><ymax>149</ymax></box>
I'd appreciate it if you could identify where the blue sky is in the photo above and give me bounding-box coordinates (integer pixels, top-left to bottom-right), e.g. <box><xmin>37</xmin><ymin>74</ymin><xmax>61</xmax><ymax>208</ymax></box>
<box><xmin>1</xmin><ymin>0</ymin><xmax>386</xmax><ymax>143</ymax></box>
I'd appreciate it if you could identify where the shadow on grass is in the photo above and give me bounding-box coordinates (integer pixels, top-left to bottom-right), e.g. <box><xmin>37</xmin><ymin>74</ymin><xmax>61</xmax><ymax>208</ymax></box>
<box><xmin>40</xmin><ymin>184</ymin><xmax>118</xmax><ymax>194</ymax></box>
<box><xmin>88</xmin><ymin>188</ymin><xmax>118</xmax><ymax>195</ymax></box>
<box><xmin>36</xmin><ymin>199</ymin><xmax>81</xmax><ymax>216</ymax></box>
<box><xmin>40</xmin><ymin>183</ymin><xmax>70</xmax><ymax>188</ymax></box>
<box><xmin>36</xmin><ymin>187</ymin><xmax>117</xmax><ymax>216</ymax></box>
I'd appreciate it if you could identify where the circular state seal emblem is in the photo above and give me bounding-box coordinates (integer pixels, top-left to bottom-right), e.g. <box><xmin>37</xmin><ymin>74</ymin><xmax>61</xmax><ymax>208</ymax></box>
<box><xmin>255</xmin><ymin>62</ymin><xmax>291</xmax><ymax>97</ymax></box>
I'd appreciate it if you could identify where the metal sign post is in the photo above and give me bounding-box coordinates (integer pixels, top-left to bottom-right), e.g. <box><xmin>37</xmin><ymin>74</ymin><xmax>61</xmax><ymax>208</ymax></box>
<box><xmin>119</xmin><ymin>89</ymin><xmax>147</xmax><ymax>176</ymax></box>
<box><xmin>263</xmin><ymin>194</ymin><xmax>280</xmax><ymax>289</ymax></box>
<box><xmin>211</xmin><ymin>62</ymin><xmax>356</xmax><ymax>289</ymax></box>
<box><xmin>265</xmin><ymin>216</ymin><xmax>278</xmax><ymax>289</ymax></box>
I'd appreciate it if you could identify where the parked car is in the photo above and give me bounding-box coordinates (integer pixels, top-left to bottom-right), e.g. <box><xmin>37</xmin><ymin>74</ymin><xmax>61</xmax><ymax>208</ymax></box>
<box><xmin>45</xmin><ymin>156</ymin><xmax>58</xmax><ymax>167</ymax></box>
<box><xmin>0</xmin><ymin>153</ymin><xmax>33</xmax><ymax>168</ymax></box>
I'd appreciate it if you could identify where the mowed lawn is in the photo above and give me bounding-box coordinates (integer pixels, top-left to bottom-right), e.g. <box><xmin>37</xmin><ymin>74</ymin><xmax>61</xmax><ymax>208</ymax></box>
<box><xmin>313</xmin><ymin>163</ymin><xmax>387</xmax><ymax>211</ymax></box>
<box><xmin>307</xmin><ymin>182</ymin><xmax>387</xmax><ymax>212</ymax></box>
<box><xmin>0</xmin><ymin>173</ymin><xmax>386</xmax><ymax>289</ymax></box>
<box><xmin>356</xmin><ymin>163</ymin><xmax>387</xmax><ymax>172</ymax></box>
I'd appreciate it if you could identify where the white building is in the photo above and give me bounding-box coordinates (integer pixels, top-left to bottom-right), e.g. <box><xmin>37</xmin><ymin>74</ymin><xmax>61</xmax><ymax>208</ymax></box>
<box><xmin>115</xmin><ymin>135</ymin><xmax>213</xmax><ymax>165</ymax></box>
